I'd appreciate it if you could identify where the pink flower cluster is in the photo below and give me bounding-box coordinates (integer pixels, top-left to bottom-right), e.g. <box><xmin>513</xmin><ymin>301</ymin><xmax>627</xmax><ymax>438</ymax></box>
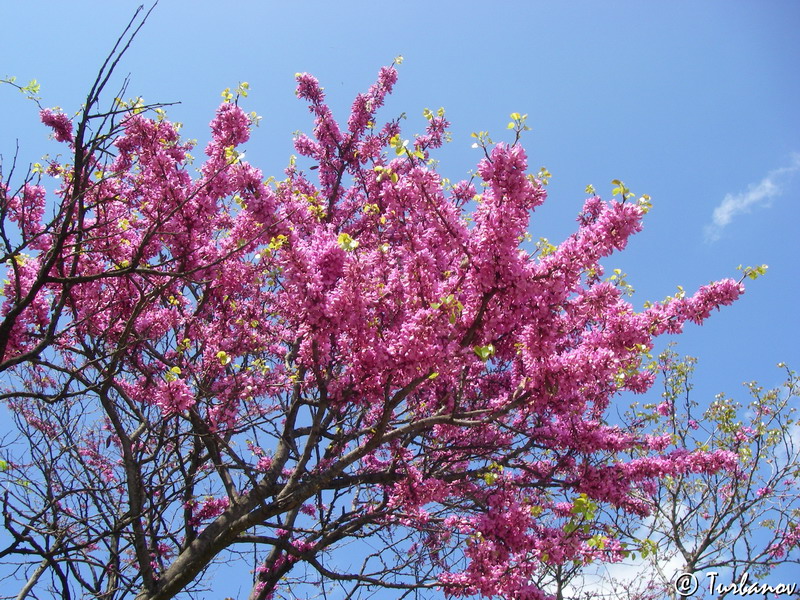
<box><xmin>187</xmin><ymin>496</ymin><xmax>230</xmax><ymax>526</ymax></box>
<box><xmin>769</xmin><ymin>523</ymin><xmax>800</xmax><ymax>559</ymax></box>
<box><xmin>40</xmin><ymin>108</ymin><xmax>73</xmax><ymax>143</ymax></box>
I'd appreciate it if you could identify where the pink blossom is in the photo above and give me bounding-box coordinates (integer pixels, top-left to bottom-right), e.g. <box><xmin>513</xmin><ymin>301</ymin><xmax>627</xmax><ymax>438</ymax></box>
<box><xmin>188</xmin><ymin>496</ymin><xmax>230</xmax><ymax>526</ymax></box>
<box><xmin>152</xmin><ymin>379</ymin><xmax>196</xmax><ymax>415</ymax></box>
<box><xmin>40</xmin><ymin>108</ymin><xmax>73</xmax><ymax>142</ymax></box>
<box><xmin>208</xmin><ymin>102</ymin><xmax>251</xmax><ymax>149</ymax></box>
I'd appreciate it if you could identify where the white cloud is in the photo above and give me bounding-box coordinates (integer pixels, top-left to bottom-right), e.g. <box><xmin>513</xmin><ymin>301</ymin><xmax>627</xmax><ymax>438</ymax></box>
<box><xmin>566</xmin><ymin>514</ymin><xmax>686</xmax><ymax>599</ymax></box>
<box><xmin>705</xmin><ymin>154</ymin><xmax>800</xmax><ymax>242</ymax></box>
<box><xmin>564</xmin><ymin>552</ymin><xmax>682</xmax><ymax>599</ymax></box>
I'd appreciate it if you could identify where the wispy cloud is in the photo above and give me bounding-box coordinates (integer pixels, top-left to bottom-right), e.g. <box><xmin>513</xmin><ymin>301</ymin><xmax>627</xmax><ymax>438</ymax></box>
<box><xmin>705</xmin><ymin>154</ymin><xmax>800</xmax><ymax>242</ymax></box>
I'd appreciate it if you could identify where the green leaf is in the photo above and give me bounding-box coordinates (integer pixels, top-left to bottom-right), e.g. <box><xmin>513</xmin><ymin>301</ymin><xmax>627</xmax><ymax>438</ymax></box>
<box><xmin>473</xmin><ymin>344</ymin><xmax>495</xmax><ymax>362</ymax></box>
<box><xmin>738</xmin><ymin>264</ymin><xmax>769</xmax><ymax>280</ymax></box>
<box><xmin>337</xmin><ymin>232</ymin><xmax>359</xmax><ymax>252</ymax></box>
<box><xmin>537</xmin><ymin>167</ymin><xmax>552</xmax><ymax>185</ymax></box>
<box><xmin>537</xmin><ymin>237</ymin><xmax>556</xmax><ymax>257</ymax></box>
<box><xmin>611</xmin><ymin>179</ymin><xmax>630</xmax><ymax>197</ymax></box>
<box><xmin>224</xmin><ymin>146</ymin><xmax>243</xmax><ymax>164</ymax></box>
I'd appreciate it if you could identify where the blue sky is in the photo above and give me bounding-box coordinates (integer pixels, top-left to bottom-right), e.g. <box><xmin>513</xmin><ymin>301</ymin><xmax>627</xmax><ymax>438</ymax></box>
<box><xmin>1</xmin><ymin>0</ymin><xmax>799</xmax><ymax>591</ymax></box>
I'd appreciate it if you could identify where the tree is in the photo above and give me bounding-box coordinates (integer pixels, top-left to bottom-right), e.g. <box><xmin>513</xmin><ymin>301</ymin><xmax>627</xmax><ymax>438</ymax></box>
<box><xmin>531</xmin><ymin>350</ymin><xmax>800</xmax><ymax>600</ymax></box>
<box><xmin>1</xmin><ymin>11</ymin><xmax>747</xmax><ymax>600</ymax></box>
<box><xmin>616</xmin><ymin>350</ymin><xmax>800</xmax><ymax>599</ymax></box>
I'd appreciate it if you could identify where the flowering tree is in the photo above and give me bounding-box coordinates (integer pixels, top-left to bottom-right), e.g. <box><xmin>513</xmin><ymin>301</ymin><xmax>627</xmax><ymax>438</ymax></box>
<box><xmin>0</xmin><ymin>15</ymin><xmax>746</xmax><ymax>600</ymax></box>
<box><xmin>611</xmin><ymin>351</ymin><xmax>800</xmax><ymax>600</ymax></box>
<box><xmin>531</xmin><ymin>350</ymin><xmax>800</xmax><ymax>600</ymax></box>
